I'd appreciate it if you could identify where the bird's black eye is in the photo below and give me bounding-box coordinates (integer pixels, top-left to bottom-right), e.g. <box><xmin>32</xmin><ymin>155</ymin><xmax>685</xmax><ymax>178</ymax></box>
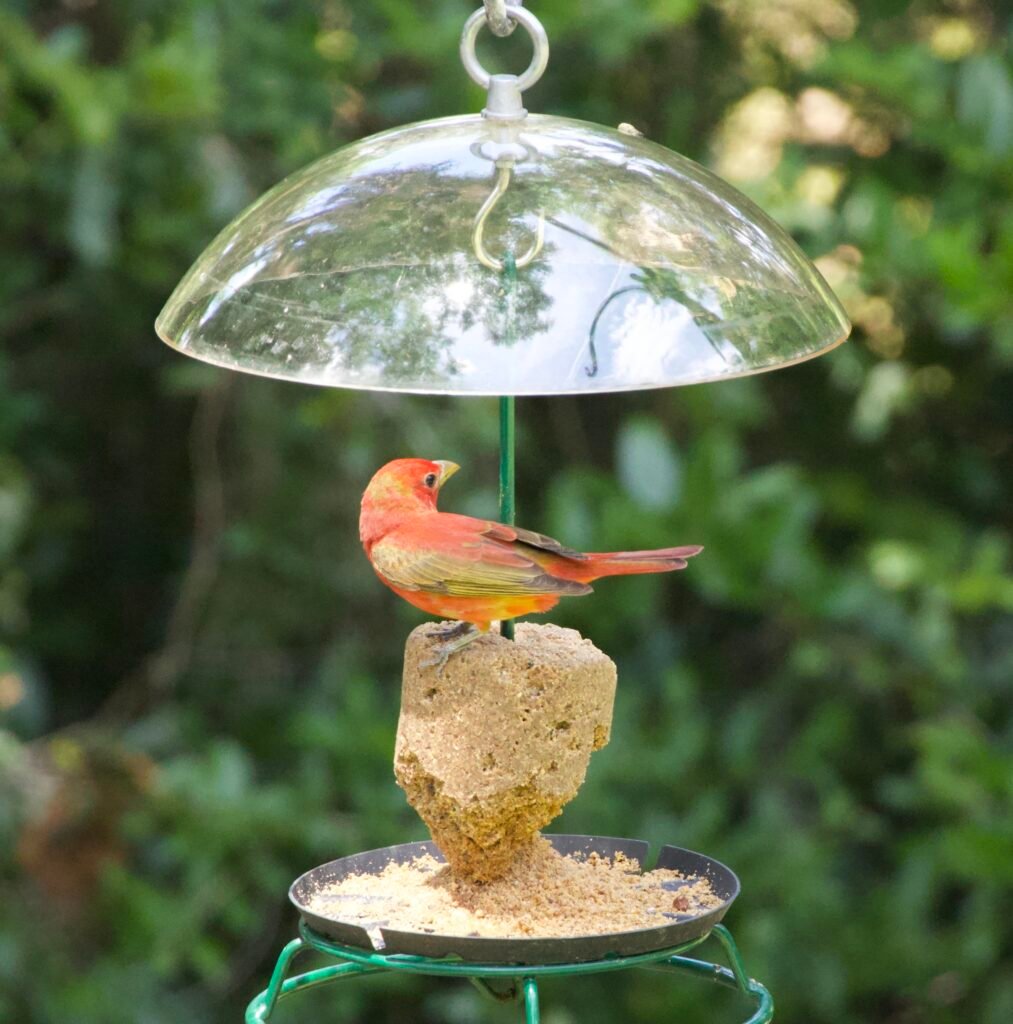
<box><xmin>424</xmin><ymin>472</ymin><xmax>438</xmax><ymax>488</ymax></box>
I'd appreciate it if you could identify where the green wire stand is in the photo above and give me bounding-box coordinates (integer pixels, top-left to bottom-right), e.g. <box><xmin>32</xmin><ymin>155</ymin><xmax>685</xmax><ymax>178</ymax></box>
<box><xmin>245</xmin><ymin>921</ymin><xmax>773</xmax><ymax>1023</ymax></box>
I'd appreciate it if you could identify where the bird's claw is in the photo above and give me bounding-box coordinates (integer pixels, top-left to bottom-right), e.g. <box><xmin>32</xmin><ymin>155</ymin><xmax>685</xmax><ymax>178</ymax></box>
<box><xmin>430</xmin><ymin>621</ymin><xmax>472</xmax><ymax>642</ymax></box>
<box><xmin>419</xmin><ymin>650</ymin><xmax>451</xmax><ymax>676</ymax></box>
<box><xmin>419</xmin><ymin>624</ymin><xmax>481</xmax><ymax>675</ymax></box>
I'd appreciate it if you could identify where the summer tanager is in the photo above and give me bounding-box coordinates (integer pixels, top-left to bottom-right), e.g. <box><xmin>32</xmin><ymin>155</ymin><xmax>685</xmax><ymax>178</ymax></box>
<box><xmin>360</xmin><ymin>458</ymin><xmax>702</xmax><ymax>664</ymax></box>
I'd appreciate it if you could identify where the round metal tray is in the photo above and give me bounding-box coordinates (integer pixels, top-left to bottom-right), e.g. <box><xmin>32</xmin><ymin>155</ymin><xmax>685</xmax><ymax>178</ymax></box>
<box><xmin>290</xmin><ymin>834</ymin><xmax>739</xmax><ymax>965</ymax></box>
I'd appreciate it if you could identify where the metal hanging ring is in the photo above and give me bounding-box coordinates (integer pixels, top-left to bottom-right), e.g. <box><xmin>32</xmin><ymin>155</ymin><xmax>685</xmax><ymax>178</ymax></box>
<box><xmin>460</xmin><ymin>5</ymin><xmax>549</xmax><ymax>92</ymax></box>
<box><xmin>483</xmin><ymin>0</ymin><xmax>522</xmax><ymax>38</ymax></box>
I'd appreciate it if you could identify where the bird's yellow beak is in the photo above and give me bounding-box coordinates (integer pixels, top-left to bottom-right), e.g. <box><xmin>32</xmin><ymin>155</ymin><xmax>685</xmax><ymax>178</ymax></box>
<box><xmin>434</xmin><ymin>460</ymin><xmax>460</xmax><ymax>487</ymax></box>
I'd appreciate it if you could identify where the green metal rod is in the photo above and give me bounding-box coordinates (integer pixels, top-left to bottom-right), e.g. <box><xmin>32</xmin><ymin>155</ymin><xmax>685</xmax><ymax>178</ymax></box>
<box><xmin>247</xmin><ymin>938</ymin><xmax>385</xmax><ymax>1023</ymax></box>
<box><xmin>499</xmin><ymin>394</ymin><xmax>516</xmax><ymax>640</ymax></box>
<box><xmin>523</xmin><ymin>976</ymin><xmax>540</xmax><ymax>1024</ymax></box>
<box><xmin>498</xmin><ymin>249</ymin><xmax>518</xmax><ymax>642</ymax></box>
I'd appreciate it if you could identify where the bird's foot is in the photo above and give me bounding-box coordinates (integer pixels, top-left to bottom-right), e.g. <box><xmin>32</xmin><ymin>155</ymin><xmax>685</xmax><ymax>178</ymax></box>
<box><xmin>420</xmin><ymin>624</ymin><xmax>482</xmax><ymax>675</ymax></box>
<box><xmin>429</xmin><ymin>620</ymin><xmax>473</xmax><ymax>641</ymax></box>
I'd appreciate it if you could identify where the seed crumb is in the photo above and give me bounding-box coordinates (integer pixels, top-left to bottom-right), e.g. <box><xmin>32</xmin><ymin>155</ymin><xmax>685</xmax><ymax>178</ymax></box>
<box><xmin>306</xmin><ymin>835</ymin><xmax>722</xmax><ymax>939</ymax></box>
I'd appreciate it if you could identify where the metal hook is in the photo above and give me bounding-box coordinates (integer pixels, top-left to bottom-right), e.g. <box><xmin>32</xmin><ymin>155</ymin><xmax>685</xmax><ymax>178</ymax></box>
<box><xmin>472</xmin><ymin>164</ymin><xmax>545</xmax><ymax>272</ymax></box>
<box><xmin>483</xmin><ymin>0</ymin><xmax>523</xmax><ymax>38</ymax></box>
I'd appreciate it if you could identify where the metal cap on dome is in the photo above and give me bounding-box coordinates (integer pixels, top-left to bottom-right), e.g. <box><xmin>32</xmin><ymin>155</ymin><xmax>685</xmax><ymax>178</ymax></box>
<box><xmin>155</xmin><ymin>5</ymin><xmax>849</xmax><ymax>396</ymax></box>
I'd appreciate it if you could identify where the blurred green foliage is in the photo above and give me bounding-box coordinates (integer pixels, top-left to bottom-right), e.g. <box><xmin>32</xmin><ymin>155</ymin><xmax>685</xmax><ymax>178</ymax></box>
<box><xmin>1</xmin><ymin>1</ymin><xmax>1011</xmax><ymax>1022</ymax></box>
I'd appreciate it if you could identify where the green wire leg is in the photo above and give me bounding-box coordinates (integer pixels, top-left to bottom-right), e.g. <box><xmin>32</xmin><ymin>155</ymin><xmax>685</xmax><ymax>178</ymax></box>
<box><xmin>645</xmin><ymin>925</ymin><xmax>774</xmax><ymax>1024</ymax></box>
<box><xmin>244</xmin><ymin>924</ymin><xmax>771</xmax><ymax>1023</ymax></box>
<box><xmin>523</xmin><ymin>976</ymin><xmax>539</xmax><ymax>1024</ymax></box>
<box><xmin>244</xmin><ymin>938</ymin><xmax>384</xmax><ymax>1023</ymax></box>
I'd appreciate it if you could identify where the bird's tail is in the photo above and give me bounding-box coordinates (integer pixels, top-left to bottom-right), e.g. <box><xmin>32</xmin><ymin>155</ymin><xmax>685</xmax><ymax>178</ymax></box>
<box><xmin>580</xmin><ymin>545</ymin><xmax>703</xmax><ymax>580</ymax></box>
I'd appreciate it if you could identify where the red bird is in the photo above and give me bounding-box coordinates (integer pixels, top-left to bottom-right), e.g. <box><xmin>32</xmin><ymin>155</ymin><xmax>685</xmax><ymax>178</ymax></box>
<box><xmin>360</xmin><ymin>458</ymin><xmax>702</xmax><ymax>665</ymax></box>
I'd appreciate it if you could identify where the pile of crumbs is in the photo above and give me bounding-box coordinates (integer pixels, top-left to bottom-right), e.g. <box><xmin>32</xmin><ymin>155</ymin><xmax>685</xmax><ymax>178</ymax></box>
<box><xmin>306</xmin><ymin>835</ymin><xmax>722</xmax><ymax>939</ymax></box>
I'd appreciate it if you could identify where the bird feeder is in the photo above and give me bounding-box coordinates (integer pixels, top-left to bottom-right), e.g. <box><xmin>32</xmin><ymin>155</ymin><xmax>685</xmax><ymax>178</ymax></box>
<box><xmin>157</xmin><ymin>2</ymin><xmax>848</xmax><ymax>1020</ymax></box>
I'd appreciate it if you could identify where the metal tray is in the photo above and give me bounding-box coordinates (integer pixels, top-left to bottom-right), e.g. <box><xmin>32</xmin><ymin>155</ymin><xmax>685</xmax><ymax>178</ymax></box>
<box><xmin>290</xmin><ymin>834</ymin><xmax>739</xmax><ymax>964</ymax></box>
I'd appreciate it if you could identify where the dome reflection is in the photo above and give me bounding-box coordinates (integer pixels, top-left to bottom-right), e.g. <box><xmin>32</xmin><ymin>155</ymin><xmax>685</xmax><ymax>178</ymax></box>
<box><xmin>156</xmin><ymin>114</ymin><xmax>850</xmax><ymax>395</ymax></box>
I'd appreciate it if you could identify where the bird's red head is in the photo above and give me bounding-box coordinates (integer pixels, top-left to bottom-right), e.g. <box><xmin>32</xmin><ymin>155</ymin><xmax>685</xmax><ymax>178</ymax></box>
<box><xmin>359</xmin><ymin>458</ymin><xmax>460</xmax><ymax>549</ymax></box>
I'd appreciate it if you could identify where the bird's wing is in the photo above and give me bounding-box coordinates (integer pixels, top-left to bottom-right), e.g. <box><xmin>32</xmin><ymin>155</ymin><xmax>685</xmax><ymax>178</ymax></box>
<box><xmin>370</xmin><ymin>514</ymin><xmax>592</xmax><ymax>597</ymax></box>
<box><xmin>480</xmin><ymin>521</ymin><xmax>589</xmax><ymax>560</ymax></box>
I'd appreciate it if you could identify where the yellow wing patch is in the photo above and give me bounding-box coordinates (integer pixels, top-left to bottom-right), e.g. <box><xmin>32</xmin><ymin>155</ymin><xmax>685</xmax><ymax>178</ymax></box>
<box><xmin>371</xmin><ymin>537</ymin><xmax>591</xmax><ymax>597</ymax></box>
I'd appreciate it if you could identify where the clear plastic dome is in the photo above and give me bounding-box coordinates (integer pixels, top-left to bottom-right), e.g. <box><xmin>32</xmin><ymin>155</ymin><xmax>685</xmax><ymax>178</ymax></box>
<box><xmin>156</xmin><ymin>114</ymin><xmax>850</xmax><ymax>395</ymax></box>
